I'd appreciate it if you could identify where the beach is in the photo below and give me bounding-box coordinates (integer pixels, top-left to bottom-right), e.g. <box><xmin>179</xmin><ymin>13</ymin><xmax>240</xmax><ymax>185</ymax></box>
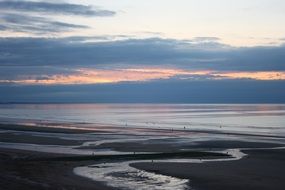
<box><xmin>132</xmin><ymin>148</ymin><xmax>285</xmax><ymax>190</ymax></box>
<box><xmin>0</xmin><ymin>148</ymin><xmax>115</xmax><ymax>190</ymax></box>
<box><xmin>1</xmin><ymin>122</ymin><xmax>285</xmax><ymax>190</ymax></box>
<box><xmin>0</xmin><ymin>104</ymin><xmax>285</xmax><ymax>190</ymax></box>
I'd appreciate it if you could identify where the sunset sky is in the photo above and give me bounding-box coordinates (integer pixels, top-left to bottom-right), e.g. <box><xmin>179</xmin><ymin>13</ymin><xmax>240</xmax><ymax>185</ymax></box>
<box><xmin>0</xmin><ymin>0</ymin><xmax>285</xmax><ymax>103</ymax></box>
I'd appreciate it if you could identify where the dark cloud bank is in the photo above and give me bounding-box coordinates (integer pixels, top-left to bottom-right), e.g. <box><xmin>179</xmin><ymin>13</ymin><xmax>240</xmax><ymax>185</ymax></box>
<box><xmin>1</xmin><ymin>80</ymin><xmax>285</xmax><ymax>103</ymax></box>
<box><xmin>0</xmin><ymin>37</ymin><xmax>284</xmax><ymax>103</ymax></box>
<box><xmin>0</xmin><ymin>37</ymin><xmax>284</xmax><ymax>71</ymax></box>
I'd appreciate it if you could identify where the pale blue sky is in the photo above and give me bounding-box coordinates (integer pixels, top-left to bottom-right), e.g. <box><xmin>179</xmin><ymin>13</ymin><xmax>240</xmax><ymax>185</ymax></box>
<box><xmin>1</xmin><ymin>0</ymin><xmax>285</xmax><ymax>46</ymax></box>
<box><xmin>56</xmin><ymin>0</ymin><xmax>285</xmax><ymax>46</ymax></box>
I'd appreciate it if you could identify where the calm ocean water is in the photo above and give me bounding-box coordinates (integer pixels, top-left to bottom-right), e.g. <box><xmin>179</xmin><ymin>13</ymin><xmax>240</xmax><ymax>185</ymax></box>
<box><xmin>0</xmin><ymin>104</ymin><xmax>285</xmax><ymax>136</ymax></box>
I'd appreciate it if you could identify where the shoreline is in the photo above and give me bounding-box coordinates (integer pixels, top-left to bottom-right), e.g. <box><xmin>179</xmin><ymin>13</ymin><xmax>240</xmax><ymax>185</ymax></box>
<box><xmin>1</xmin><ymin>123</ymin><xmax>285</xmax><ymax>190</ymax></box>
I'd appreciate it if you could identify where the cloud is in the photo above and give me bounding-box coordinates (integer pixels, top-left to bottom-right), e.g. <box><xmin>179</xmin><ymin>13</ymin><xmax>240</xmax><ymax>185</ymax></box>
<box><xmin>0</xmin><ymin>36</ymin><xmax>285</xmax><ymax>90</ymax></box>
<box><xmin>0</xmin><ymin>1</ymin><xmax>116</xmax><ymax>35</ymax></box>
<box><xmin>0</xmin><ymin>36</ymin><xmax>284</xmax><ymax>102</ymax></box>
<box><xmin>191</xmin><ymin>37</ymin><xmax>221</xmax><ymax>42</ymax></box>
<box><xmin>0</xmin><ymin>37</ymin><xmax>284</xmax><ymax>71</ymax></box>
<box><xmin>0</xmin><ymin>37</ymin><xmax>234</xmax><ymax>68</ymax></box>
<box><xmin>0</xmin><ymin>13</ymin><xmax>88</xmax><ymax>34</ymax></box>
<box><xmin>0</xmin><ymin>0</ymin><xmax>116</xmax><ymax>17</ymax></box>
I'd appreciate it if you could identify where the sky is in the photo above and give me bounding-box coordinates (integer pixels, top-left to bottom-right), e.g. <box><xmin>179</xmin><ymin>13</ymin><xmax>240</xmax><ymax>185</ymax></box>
<box><xmin>0</xmin><ymin>0</ymin><xmax>285</xmax><ymax>103</ymax></box>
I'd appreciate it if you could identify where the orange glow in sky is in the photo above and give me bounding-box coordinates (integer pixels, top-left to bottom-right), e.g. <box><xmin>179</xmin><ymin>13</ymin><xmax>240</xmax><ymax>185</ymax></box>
<box><xmin>1</xmin><ymin>68</ymin><xmax>285</xmax><ymax>85</ymax></box>
<box><xmin>213</xmin><ymin>71</ymin><xmax>285</xmax><ymax>80</ymax></box>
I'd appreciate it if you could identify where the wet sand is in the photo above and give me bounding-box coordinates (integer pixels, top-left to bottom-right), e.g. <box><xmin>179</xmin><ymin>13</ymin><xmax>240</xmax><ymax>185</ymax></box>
<box><xmin>1</xmin><ymin>123</ymin><xmax>285</xmax><ymax>190</ymax></box>
<box><xmin>95</xmin><ymin>139</ymin><xmax>283</xmax><ymax>152</ymax></box>
<box><xmin>0</xmin><ymin>123</ymin><xmax>110</xmax><ymax>134</ymax></box>
<box><xmin>0</xmin><ymin>148</ymin><xmax>114</xmax><ymax>190</ymax></box>
<box><xmin>132</xmin><ymin>149</ymin><xmax>285</xmax><ymax>190</ymax></box>
<box><xmin>0</xmin><ymin>132</ymin><xmax>84</xmax><ymax>145</ymax></box>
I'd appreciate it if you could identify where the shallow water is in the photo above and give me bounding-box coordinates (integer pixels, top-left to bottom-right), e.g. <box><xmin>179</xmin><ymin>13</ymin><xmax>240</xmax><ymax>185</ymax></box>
<box><xmin>73</xmin><ymin>149</ymin><xmax>246</xmax><ymax>190</ymax></box>
<box><xmin>74</xmin><ymin>161</ymin><xmax>191</xmax><ymax>190</ymax></box>
<box><xmin>0</xmin><ymin>104</ymin><xmax>285</xmax><ymax>136</ymax></box>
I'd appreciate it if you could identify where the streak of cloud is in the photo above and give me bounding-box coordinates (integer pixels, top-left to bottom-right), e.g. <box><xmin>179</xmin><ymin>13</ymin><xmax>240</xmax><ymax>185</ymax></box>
<box><xmin>0</xmin><ymin>1</ymin><xmax>116</xmax><ymax>35</ymax></box>
<box><xmin>0</xmin><ymin>1</ymin><xmax>116</xmax><ymax>17</ymax></box>
<box><xmin>0</xmin><ymin>13</ymin><xmax>88</xmax><ymax>34</ymax></box>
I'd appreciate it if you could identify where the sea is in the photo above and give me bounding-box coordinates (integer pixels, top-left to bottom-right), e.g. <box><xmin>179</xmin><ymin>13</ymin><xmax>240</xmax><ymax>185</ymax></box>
<box><xmin>0</xmin><ymin>104</ymin><xmax>284</xmax><ymax>137</ymax></box>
